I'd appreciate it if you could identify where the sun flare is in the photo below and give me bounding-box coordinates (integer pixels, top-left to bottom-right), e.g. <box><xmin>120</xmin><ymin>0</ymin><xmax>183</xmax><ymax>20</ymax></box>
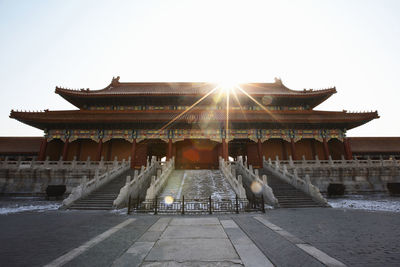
<box><xmin>217</xmin><ymin>81</ymin><xmax>239</xmax><ymax>94</ymax></box>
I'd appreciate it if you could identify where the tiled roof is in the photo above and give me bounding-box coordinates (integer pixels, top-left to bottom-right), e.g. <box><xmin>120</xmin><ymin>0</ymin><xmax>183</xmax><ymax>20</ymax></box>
<box><xmin>55</xmin><ymin>77</ymin><xmax>336</xmax><ymax>97</ymax></box>
<box><xmin>0</xmin><ymin>137</ymin><xmax>42</xmax><ymax>154</ymax></box>
<box><xmin>349</xmin><ymin>137</ymin><xmax>400</xmax><ymax>153</ymax></box>
<box><xmin>10</xmin><ymin>109</ymin><xmax>378</xmax><ymax>130</ymax></box>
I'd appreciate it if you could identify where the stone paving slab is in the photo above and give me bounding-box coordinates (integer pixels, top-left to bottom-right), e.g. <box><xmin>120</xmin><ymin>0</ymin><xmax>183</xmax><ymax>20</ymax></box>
<box><xmin>221</xmin><ymin>219</ymin><xmax>274</xmax><ymax>267</ymax></box>
<box><xmin>112</xmin><ymin>241</ymin><xmax>155</xmax><ymax>267</ymax></box>
<box><xmin>169</xmin><ymin>217</ymin><xmax>219</xmax><ymax>225</ymax></box>
<box><xmin>63</xmin><ymin>216</ymin><xmax>158</xmax><ymax>267</ymax></box>
<box><xmin>141</xmin><ymin>261</ymin><xmax>244</xmax><ymax>266</ymax></box>
<box><xmin>233</xmin><ymin>215</ymin><xmax>324</xmax><ymax>267</ymax></box>
<box><xmin>145</xmin><ymin>238</ymin><xmax>241</xmax><ymax>262</ymax></box>
<box><xmin>161</xmin><ymin>225</ymin><xmax>226</xmax><ymax>239</ymax></box>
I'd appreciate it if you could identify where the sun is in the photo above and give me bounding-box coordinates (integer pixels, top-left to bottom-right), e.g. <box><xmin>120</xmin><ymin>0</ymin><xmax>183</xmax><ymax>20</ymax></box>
<box><xmin>217</xmin><ymin>81</ymin><xmax>239</xmax><ymax>94</ymax></box>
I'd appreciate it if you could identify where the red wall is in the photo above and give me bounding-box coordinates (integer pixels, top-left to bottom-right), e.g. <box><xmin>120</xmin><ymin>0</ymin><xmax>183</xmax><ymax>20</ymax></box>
<box><xmin>175</xmin><ymin>139</ymin><xmax>219</xmax><ymax>169</ymax></box>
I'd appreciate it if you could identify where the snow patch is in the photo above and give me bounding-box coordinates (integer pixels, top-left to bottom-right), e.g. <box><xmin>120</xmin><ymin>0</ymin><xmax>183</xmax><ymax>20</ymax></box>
<box><xmin>0</xmin><ymin>203</ymin><xmax>61</xmax><ymax>215</ymax></box>
<box><xmin>328</xmin><ymin>195</ymin><xmax>400</xmax><ymax>213</ymax></box>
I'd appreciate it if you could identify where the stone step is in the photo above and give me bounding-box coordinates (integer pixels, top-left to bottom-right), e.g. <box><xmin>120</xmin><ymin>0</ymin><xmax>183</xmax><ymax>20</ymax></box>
<box><xmin>75</xmin><ymin>200</ymin><xmax>114</xmax><ymax>204</ymax></box>
<box><xmin>68</xmin><ymin>206</ymin><xmax>114</xmax><ymax>210</ymax></box>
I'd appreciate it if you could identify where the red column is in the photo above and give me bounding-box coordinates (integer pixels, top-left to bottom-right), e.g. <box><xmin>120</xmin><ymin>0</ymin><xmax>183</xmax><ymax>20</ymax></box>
<box><xmin>130</xmin><ymin>139</ymin><xmax>137</xmax><ymax>169</ymax></box>
<box><xmin>62</xmin><ymin>138</ymin><xmax>69</xmax><ymax>161</ymax></box>
<box><xmin>290</xmin><ymin>138</ymin><xmax>297</xmax><ymax>160</ymax></box>
<box><xmin>38</xmin><ymin>138</ymin><xmax>47</xmax><ymax>161</ymax></box>
<box><xmin>96</xmin><ymin>139</ymin><xmax>103</xmax><ymax>161</ymax></box>
<box><xmin>225</xmin><ymin>140</ymin><xmax>229</xmax><ymax>161</ymax></box>
<box><xmin>322</xmin><ymin>138</ymin><xmax>330</xmax><ymax>160</ymax></box>
<box><xmin>222</xmin><ymin>138</ymin><xmax>227</xmax><ymax>161</ymax></box>
<box><xmin>343</xmin><ymin>138</ymin><xmax>352</xmax><ymax>160</ymax></box>
<box><xmin>167</xmin><ymin>138</ymin><xmax>172</xmax><ymax>160</ymax></box>
<box><xmin>257</xmin><ymin>138</ymin><xmax>263</xmax><ymax>166</ymax></box>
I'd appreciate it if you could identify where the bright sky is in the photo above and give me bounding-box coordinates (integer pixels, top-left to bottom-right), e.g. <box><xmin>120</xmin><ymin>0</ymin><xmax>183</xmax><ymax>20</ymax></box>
<box><xmin>1</xmin><ymin>0</ymin><xmax>399</xmax><ymax>137</ymax></box>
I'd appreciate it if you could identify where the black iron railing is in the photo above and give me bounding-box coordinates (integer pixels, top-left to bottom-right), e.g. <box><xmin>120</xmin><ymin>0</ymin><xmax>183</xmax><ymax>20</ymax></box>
<box><xmin>127</xmin><ymin>195</ymin><xmax>265</xmax><ymax>215</ymax></box>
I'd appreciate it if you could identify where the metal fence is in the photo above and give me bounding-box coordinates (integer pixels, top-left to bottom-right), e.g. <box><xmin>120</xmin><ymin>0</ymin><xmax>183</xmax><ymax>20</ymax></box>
<box><xmin>127</xmin><ymin>195</ymin><xmax>266</xmax><ymax>215</ymax></box>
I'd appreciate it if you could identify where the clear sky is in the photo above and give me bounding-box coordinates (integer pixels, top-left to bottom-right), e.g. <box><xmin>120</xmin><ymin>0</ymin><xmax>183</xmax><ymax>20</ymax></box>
<box><xmin>0</xmin><ymin>0</ymin><xmax>399</xmax><ymax>137</ymax></box>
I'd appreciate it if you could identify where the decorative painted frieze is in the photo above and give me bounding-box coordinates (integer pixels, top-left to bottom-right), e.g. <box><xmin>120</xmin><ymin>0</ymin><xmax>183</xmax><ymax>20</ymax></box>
<box><xmin>46</xmin><ymin>128</ymin><xmax>345</xmax><ymax>143</ymax></box>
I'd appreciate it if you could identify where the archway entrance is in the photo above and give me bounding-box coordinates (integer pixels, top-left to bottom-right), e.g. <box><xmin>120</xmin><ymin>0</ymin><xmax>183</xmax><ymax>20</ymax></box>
<box><xmin>175</xmin><ymin>139</ymin><xmax>219</xmax><ymax>169</ymax></box>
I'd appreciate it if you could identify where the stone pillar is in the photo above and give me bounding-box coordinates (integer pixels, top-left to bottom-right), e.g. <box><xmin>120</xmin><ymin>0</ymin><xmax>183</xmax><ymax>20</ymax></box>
<box><xmin>96</xmin><ymin>139</ymin><xmax>103</xmax><ymax>161</ymax></box>
<box><xmin>62</xmin><ymin>138</ymin><xmax>69</xmax><ymax>161</ymax></box>
<box><xmin>167</xmin><ymin>138</ymin><xmax>172</xmax><ymax>160</ymax></box>
<box><xmin>257</xmin><ymin>138</ymin><xmax>263</xmax><ymax>166</ymax></box>
<box><xmin>343</xmin><ymin>138</ymin><xmax>352</xmax><ymax>160</ymax></box>
<box><xmin>130</xmin><ymin>139</ymin><xmax>137</xmax><ymax>169</ymax></box>
<box><xmin>290</xmin><ymin>137</ymin><xmax>297</xmax><ymax>160</ymax></box>
<box><xmin>322</xmin><ymin>138</ymin><xmax>330</xmax><ymax>160</ymax></box>
<box><xmin>38</xmin><ymin>138</ymin><xmax>48</xmax><ymax>161</ymax></box>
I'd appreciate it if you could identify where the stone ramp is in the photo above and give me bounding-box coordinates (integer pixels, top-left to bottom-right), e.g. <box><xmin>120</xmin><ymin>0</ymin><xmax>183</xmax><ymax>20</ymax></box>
<box><xmin>68</xmin><ymin>169</ymin><xmax>134</xmax><ymax>210</ymax></box>
<box><xmin>259</xmin><ymin>169</ymin><xmax>325</xmax><ymax>208</ymax></box>
<box><xmin>159</xmin><ymin>170</ymin><xmax>236</xmax><ymax>200</ymax></box>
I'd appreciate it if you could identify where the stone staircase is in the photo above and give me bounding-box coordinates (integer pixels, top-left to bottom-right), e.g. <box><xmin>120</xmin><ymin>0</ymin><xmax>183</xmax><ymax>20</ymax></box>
<box><xmin>68</xmin><ymin>170</ymin><xmax>132</xmax><ymax>210</ymax></box>
<box><xmin>260</xmin><ymin>170</ymin><xmax>325</xmax><ymax>208</ymax></box>
<box><xmin>158</xmin><ymin>170</ymin><xmax>236</xmax><ymax>200</ymax></box>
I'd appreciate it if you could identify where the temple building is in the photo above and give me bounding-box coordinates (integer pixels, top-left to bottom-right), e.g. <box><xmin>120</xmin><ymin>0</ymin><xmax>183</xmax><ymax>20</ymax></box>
<box><xmin>9</xmin><ymin>77</ymin><xmax>380</xmax><ymax>169</ymax></box>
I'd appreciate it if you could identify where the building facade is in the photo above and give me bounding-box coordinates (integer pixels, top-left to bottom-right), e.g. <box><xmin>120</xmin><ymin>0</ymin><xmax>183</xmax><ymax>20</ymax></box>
<box><xmin>10</xmin><ymin>77</ymin><xmax>379</xmax><ymax>168</ymax></box>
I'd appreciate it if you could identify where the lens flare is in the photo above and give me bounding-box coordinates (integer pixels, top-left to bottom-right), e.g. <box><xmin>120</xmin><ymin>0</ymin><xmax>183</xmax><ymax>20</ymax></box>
<box><xmin>250</xmin><ymin>181</ymin><xmax>263</xmax><ymax>194</ymax></box>
<box><xmin>164</xmin><ymin>196</ymin><xmax>174</xmax><ymax>205</ymax></box>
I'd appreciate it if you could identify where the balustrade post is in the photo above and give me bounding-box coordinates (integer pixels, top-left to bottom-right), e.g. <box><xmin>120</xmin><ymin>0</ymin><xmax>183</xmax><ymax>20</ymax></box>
<box><xmin>44</xmin><ymin>156</ymin><xmax>49</xmax><ymax>168</ymax></box>
<box><xmin>72</xmin><ymin>156</ymin><xmax>77</xmax><ymax>168</ymax></box>
<box><xmin>86</xmin><ymin>156</ymin><xmax>91</xmax><ymax>167</ymax></box>
<box><xmin>99</xmin><ymin>156</ymin><xmax>104</xmax><ymax>169</ymax></box>
<box><xmin>127</xmin><ymin>196</ymin><xmax>131</xmax><ymax>215</ymax></box>
<box><xmin>209</xmin><ymin>196</ymin><xmax>212</xmax><ymax>214</ymax></box>
<box><xmin>154</xmin><ymin>197</ymin><xmax>158</xmax><ymax>215</ymax></box>
<box><xmin>182</xmin><ymin>195</ymin><xmax>185</xmax><ymax>215</ymax></box>
<box><xmin>113</xmin><ymin>156</ymin><xmax>118</xmax><ymax>168</ymax></box>
<box><xmin>235</xmin><ymin>195</ymin><xmax>239</xmax><ymax>214</ymax></box>
<box><xmin>261</xmin><ymin>194</ymin><xmax>265</xmax><ymax>213</ymax></box>
<box><xmin>315</xmin><ymin>155</ymin><xmax>320</xmax><ymax>166</ymax></box>
<box><xmin>262</xmin><ymin>174</ymin><xmax>267</xmax><ymax>184</ymax></box>
<box><xmin>126</xmin><ymin>175</ymin><xmax>131</xmax><ymax>184</ymax></box>
<box><xmin>329</xmin><ymin>155</ymin><xmax>334</xmax><ymax>166</ymax></box>
<box><xmin>58</xmin><ymin>156</ymin><xmax>63</xmax><ymax>168</ymax></box>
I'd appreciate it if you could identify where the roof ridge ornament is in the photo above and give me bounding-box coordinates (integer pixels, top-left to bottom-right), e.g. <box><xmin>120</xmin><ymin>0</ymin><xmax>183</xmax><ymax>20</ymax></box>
<box><xmin>111</xmin><ymin>76</ymin><xmax>120</xmax><ymax>86</ymax></box>
<box><xmin>274</xmin><ymin>77</ymin><xmax>282</xmax><ymax>84</ymax></box>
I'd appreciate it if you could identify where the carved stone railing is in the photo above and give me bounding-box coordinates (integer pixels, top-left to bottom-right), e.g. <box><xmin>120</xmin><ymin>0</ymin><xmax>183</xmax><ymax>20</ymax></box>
<box><xmin>235</xmin><ymin>156</ymin><xmax>279</xmax><ymax>207</ymax></box>
<box><xmin>263</xmin><ymin>157</ymin><xmax>328</xmax><ymax>206</ymax></box>
<box><xmin>270</xmin><ymin>155</ymin><xmax>400</xmax><ymax>169</ymax></box>
<box><xmin>61</xmin><ymin>159</ymin><xmax>130</xmax><ymax>208</ymax></box>
<box><xmin>113</xmin><ymin>156</ymin><xmax>160</xmax><ymax>208</ymax></box>
<box><xmin>0</xmin><ymin>155</ymin><xmax>120</xmax><ymax>171</ymax></box>
<box><xmin>267</xmin><ymin>155</ymin><xmax>400</xmax><ymax>195</ymax></box>
<box><xmin>219</xmin><ymin>158</ymin><xmax>247</xmax><ymax>199</ymax></box>
<box><xmin>144</xmin><ymin>157</ymin><xmax>175</xmax><ymax>200</ymax></box>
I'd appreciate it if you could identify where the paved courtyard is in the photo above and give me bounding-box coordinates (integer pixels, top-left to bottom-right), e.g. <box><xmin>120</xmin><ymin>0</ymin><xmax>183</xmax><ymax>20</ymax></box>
<box><xmin>0</xmin><ymin>207</ymin><xmax>400</xmax><ymax>266</ymax></box>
